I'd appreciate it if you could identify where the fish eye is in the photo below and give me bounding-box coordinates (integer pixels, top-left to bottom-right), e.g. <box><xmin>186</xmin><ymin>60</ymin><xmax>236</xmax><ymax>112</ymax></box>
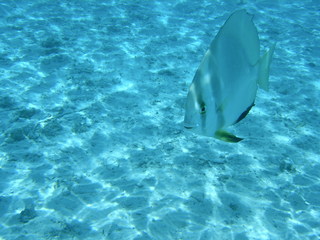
<box><xmin>200</xmin><ymin>104</ymin><xmax>206</xmax><ymax>114</ymax></box>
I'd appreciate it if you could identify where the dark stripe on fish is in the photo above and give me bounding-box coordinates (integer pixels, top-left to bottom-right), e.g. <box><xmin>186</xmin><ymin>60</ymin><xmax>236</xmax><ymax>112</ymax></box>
<box><xmin>192</xmin><ymin>70</ymin><xmax>208</xmax><ymax>133</ymax></box>
<box><xmin>192</xmin><ymin>70</ymin><xmax>205</xmax><ymax>107</ymax></box>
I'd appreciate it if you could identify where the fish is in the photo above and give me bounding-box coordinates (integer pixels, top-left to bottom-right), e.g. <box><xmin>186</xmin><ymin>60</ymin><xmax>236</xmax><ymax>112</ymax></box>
<box><xmin>184</xmin><ymin>9</ymin><xmax>275</xmax><ymax>143</ymax></box>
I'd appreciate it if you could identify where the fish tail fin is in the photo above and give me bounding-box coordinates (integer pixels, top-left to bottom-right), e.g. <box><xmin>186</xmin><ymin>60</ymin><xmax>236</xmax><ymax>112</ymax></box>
<box><xmin>214</xmin><ymin>130</ymin><xmax>243</xmax><ymax>143</ymax></box>
<box><xmin>257</xmin><ymin>43</ymin><xmax>276</xmax><ymax>91</ymax></box>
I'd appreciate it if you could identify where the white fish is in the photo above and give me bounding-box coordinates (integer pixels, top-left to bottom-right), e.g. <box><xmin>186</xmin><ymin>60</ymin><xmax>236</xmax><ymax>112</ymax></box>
<box><xmin>184</xmin><ymin>9</ymin><xmax>275</xmax><ymax>142</ymax></box>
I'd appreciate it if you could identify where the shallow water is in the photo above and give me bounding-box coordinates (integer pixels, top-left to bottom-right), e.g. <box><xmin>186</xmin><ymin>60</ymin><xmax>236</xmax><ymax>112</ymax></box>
<box><xmin>0</xmin><ymin>0</ymin><xmax>319</xmax><ymax>239</ymax></box>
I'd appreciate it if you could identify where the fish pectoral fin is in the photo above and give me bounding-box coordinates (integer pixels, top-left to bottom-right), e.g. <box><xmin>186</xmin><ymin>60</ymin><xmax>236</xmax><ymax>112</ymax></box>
<box><xmin>214</xmin><ymin>130</ymin><xmax>243</xmax><ymax>143</ymax></box>
<box><xmin>257</xmin><ymin>43</ymin><xmax>276</xmax><ymax>91</ymax></box>
<box><xmin>216</xmin><ymin>97</ymin><xmax>229</xmax><ymax>113</ymax></box>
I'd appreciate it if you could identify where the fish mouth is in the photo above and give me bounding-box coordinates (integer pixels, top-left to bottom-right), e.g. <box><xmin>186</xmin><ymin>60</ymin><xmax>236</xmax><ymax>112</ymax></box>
<box><xmin>184</xmin><ymin>126</ymin><xmax>193</xmax><ymax>129</ymax></box>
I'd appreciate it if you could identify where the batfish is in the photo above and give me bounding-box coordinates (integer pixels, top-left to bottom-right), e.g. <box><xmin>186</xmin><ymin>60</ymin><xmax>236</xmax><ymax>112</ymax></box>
<box><xmin>184</xmin><ymin>9</ymin><xmax>275</xmax><ymax>143</ymax></box>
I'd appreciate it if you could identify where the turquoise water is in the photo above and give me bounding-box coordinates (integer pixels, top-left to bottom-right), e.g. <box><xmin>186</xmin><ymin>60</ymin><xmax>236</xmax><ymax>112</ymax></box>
<box><xmin>0</xmin><ymin>0</ymin><xmax>319</xmax><ymax>239</ymax></box>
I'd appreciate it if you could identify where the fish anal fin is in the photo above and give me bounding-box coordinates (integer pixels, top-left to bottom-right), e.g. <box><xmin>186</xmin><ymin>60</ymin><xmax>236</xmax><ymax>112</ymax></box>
<box><xmin>214</xmin><ymin>130</ymin><xmax>243</xmax><ymax>143</ymax></box>
<box><xmin>234</xmin><ymin>102</ymin><xmax>255</xmax><ymax>124</ymax></box>
<box><xmin>258</xmin><ymin>43</ymin><xmax>276</xmax><ymax>91</ymax></box>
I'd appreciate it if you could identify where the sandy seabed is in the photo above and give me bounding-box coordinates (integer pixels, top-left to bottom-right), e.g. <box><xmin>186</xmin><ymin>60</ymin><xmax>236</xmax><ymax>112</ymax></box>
<box><xmin>0</xmin><ymin>0</ymin><xmax>319</xmax><ymax>239</ymax></box>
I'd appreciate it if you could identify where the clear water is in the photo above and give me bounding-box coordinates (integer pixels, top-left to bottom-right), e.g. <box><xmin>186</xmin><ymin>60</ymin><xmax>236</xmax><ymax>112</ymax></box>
<box><xmin>0</xmin><ymin>0</ymin><xmax>319</xmax><ymax>239</ymax></box>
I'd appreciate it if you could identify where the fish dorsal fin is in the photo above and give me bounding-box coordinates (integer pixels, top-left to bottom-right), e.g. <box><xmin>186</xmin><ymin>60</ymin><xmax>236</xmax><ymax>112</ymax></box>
<box><xmin>257</xmin><ymin>43</ymin><xmax>276</xmax><ymax>91</ymax></box>
<box><xmin>214</xmin><ymin>130</ymin><xmax>243</xmax><ymax>143</ymax></box>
